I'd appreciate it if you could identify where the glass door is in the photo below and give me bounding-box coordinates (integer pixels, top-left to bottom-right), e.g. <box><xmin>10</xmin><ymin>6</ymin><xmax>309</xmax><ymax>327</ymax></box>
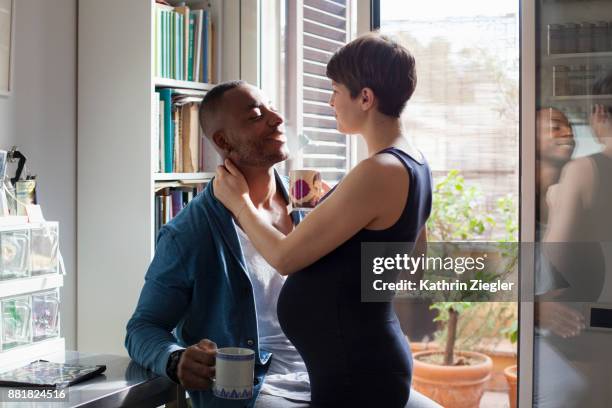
<box><xmin>533</xmin><ymin>0</ymin><xmax>612</xmax><ymax>407</ymax></box>
<box><xmin>376</xmin><ymin>1</ymin><xmax>520</xmax><ymax>407</ymax></box>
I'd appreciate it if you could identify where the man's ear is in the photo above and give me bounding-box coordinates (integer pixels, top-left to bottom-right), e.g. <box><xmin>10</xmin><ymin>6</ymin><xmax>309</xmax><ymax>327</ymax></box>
<box><xmin>212</xmin><ymin>131</ymin><xmax>232</xmax><ymax>155</ymax></box>
<box><xmin>359</xmin><ymin>87</ymin><xmax>376</xmax><ymax>112</ymax></box>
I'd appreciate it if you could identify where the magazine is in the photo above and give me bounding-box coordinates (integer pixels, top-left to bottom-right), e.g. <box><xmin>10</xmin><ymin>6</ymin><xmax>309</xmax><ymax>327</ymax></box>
<box><xmin>0</xmin><ymin>360</ymin><xmax>106</xmax><ymax>388</ymax></box>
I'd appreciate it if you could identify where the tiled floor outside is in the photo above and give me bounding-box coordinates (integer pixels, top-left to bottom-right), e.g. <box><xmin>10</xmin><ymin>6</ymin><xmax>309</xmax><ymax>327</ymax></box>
<box><xmin>481</xmin><ymin>391</ymin><xmax>510</xmax><ymax>408</ymax></box>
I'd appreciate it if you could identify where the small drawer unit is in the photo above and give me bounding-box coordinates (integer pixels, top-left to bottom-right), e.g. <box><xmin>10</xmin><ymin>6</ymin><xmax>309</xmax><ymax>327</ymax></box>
<box><xmin>1</xmin><ymin>295</ymin><xmax>32</xmax><ymax>350</ymax></box>
<box><xmin>32</xmin><ymin>289</ymin><xmax>60</xmax><ymax>342</ymax></box>
<box><xmin>0</xmin><ymin>220</ymin><xmax>63</xmax><ymax>362</ymax></box>
<box><xmin>0</xmin><ymin>229</ymin><xmax>30</xmax><ymax>280</ymax></box>
<box><xmin>30</xmin><ymin>222</ymin><xmax>59</xmax><ymax>276</ymax></box>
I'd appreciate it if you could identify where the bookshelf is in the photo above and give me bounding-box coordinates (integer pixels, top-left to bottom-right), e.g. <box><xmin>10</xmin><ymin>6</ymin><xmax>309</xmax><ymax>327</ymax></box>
<box><xmin>78</xmin><ymin>0</ymin><xmax>232</xmax><ymax>354</ymax></box>
<box><xmin>153</xmin><ymin>172</ymin><xmax>215</xmax><ymax>181</ymax></box>
<box><xmin>154</xmin><ymin>77</ymin><xmax>215</xmax><ymax>91</ymax></box>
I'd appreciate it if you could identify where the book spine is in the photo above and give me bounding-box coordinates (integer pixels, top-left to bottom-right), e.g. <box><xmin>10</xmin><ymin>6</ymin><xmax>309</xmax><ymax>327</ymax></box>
<box><xmin>153</xmin><ymin>92</ymin><xmax>161</xmax><ymax>173</ymax></box>
<box><xmin>155</xmin><ymin>195</ymin><xmax>160</xmax><ymax>239</ymax></box>
<box><xmin>206</xmin><ymin>11</ymin><xmax>212</xmax><ymax>84</ymax></box>
<box><xmin>165</xmin><ymin>195</ymin><xmax>172</xmax><ymax>224</ymax></box>
<box><xmin>159</xmin><ymin>88</ymin><xmax>174</xmax><ymax>173</ymax></box>
<box><xmin>173</xmin><ymin>108</ymin><xmax>180</xmax><ymax>172</ymax></box>
<box><xmin>188</xmin><ymin>14</ymin><xmax>195</xmax><ymax>82</ymax></box>
<box><xmin>170</xmin><ymin>11</ymin><xmax>175</xmax><ymax>79</ymax></box>
<box><xmin>191</xmin><ymin>103</ymin><xmax>199</xmax><ymax>172</ymax></box>
<box><xmin>172</xmin><ymin>190</ymin><xmax>182</xmax><ymax>217</ymax></box>
<box><xmin>159</xmin><ymin>99</ymin><xmax>165</xmax><ymax>172</ymax></box>
<box><xmin>199</xmin><ymin>127</ymin><xmax>204</xmax><ymax>172</ymax></box>
<box><xmin>164</xmin><ymin>11</ymin><xmax>170</xmax><ymax>78</ymax></box>
<box><xmin>178</xmin><ymin>14</ymin><xmax>184</xmax><ymax>81</ymax></box>
<box><xmin>202</xmin><ymin>11</ymin><xmax>208</xmax><ymax>83</ymax></box>
<box><xmin>181</xmin><ymin>104</ymin><xmax>192</xmax><ymax>173</ymax></box>
<box><xmin>154</xmin><ymin>7</ymin><xmax>159</xmax><ymax>76</ymax></box>
<box><xmin>193</xmin><ymin>11</ymin><xmax>203</xmax><ymax>82</ymax></box>
<box><xmin>176</xmin><ymin>108</ymin><xmax>183</xmax><ymax>172</ymax></box>
<box><xmin>160</xmin><ymin>10</ymin><xmax>165</xmax><ymax>77</ymax></box>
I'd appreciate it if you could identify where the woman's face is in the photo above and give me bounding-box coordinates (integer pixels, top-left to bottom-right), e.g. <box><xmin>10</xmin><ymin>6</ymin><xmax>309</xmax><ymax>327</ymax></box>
<box><xmin>329</xmin><ymin>81</ymin><xmax>363</xmax><ymax>134</ymax></box>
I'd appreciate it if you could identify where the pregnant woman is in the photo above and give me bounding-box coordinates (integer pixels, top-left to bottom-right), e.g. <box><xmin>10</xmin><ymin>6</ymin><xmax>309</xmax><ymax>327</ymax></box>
<box><xmin>214</xmin><ymin>33</ymin><xmax>432</xmax><ymax>408</ymax></box>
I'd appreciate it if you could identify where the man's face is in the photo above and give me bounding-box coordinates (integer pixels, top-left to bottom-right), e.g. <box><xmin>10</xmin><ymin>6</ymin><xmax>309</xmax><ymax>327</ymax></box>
<box><xmin>216</xmin><ymin>85</ymin><xmax>289</xmax><ymax>167</ymax></box>
<box><xmin>537</xmin><ymin>108</ymin><xmax>575</xmax><ymax>165</ymax></box>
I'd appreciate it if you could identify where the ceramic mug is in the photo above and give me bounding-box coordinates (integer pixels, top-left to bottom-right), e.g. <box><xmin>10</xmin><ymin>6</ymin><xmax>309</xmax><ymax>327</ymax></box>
<box><xmin>213</xmin><ymin>347</ymin><xmax>255</xmax><ymax>400</ymax></box>
<box><xmin>289</xmin><ymin>169</ymin><xmax>323</xmax><ymax>211</ymax></box>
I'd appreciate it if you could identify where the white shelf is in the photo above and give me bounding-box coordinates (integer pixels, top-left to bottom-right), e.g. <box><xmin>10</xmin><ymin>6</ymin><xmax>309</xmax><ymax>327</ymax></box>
<box><xmin>0</xmin><ymin>337</ymin><xmax>65</xmax><ymax>371</ymax></box>
<box><xmin>550</xmin><ymin>94</ymin><xmax>612</xmax><ymax>101</ymax></box>
<box><xmin>0</xmin><ymin>216</ymin><xmax>29</xmax><ymax>228</ymax></box>
<box><xmin>546</xmin><ymin>51</ymin><xmax>612</xmax><ymax>60</ymax></box>
<box><xmin>153</xmin><ymin>172</ymin><xmax>215</xmax><ymax>181</ymax></box>
<box><xmin>154</xmin><ymin>77</ymin><xmax>215</xmax><ymax>91</ymax></box>
<box><xmin>0</xmin><ymin>274</ymin><xmax>63</xmax><ymax>299</ymax></box>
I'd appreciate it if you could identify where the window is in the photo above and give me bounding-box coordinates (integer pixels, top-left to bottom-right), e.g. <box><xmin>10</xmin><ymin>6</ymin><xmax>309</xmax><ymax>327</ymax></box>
<box><xmin>378</xmin><ymin>1</ymin><xmax>519</xmax><ymax>241</ymax></box>
<box><xmin>282</xmin><ymin>0</ymin><xmax>356</xmax><ymax>185</ymax></box>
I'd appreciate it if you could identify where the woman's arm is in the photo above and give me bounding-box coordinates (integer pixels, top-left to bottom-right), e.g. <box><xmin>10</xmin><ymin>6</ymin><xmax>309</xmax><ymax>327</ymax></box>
<box><xmin>543</xmin><ymin>158</ymin><xmax>592</xmax><ymax>276</ymax></box>
<box><xmin>544</xmin><ymin>158</ymin><xmax>591</xmax><ymax>243</ymax></box>
<box><xmin>214</xmin><ymin>157</ymin><xmax>408</xmax><ymax>275</ymax></box>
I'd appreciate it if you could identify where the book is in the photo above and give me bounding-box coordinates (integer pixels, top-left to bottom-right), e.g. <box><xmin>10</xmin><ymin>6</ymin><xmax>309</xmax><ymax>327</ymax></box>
<box><xmin>177</xmin><ymin>13</ymin><xmax>183</xmax><ymax>80</ymax></box>
<box><xmin>159</xmin><ymin>98</ymin><xmax>165</xmax><ymax>171</ymax></box>
<box><xmin>182</xmin><ymin>103</ymin><xmax>200</xmax><ymax>172</ymax></box>
<box><xmin>173</xmin><ymin>108</ymin><xmax>182</xmax><ymax>172</ymax></box>
<box><xmin>188</xmin><ymin>12</ymin><xmax>195</xmax><ymax>82</ymax></box>
<box><xmin>156</xmin><ymin>4</ymin><xmax>175</xmax><ymax>78</ymax></box>
<box><xmin>206</xmin><ymin>10</ymin><xmax>212</xmax><ymax>83</ymax></box>
<box><xmin>155</xmin><ymin>7</ymin><xmax>161</xmax><ymax>76</ymax></box>
<box><xmin>202</xmin><ymin>10</ymin><xmax>209</xmax><ymax>83</ymax></box>
<box><xmin>158</xmin><ymin>88</ymin><xmax>174</xmax><ymax>172</ymax></box>
<box><xmin>191</xmin><ymin>10</ymin><xmax>203</xmax><ymax>82</ymax></box>
<box><xmin>153</xmin><ymin>92</ymin><xmax>161</xmax><ymax>173</ymax></box>
<box><xmin>175</xmin><ymin>4</ymin><xmax>191</xmax><ymax>81</ymax></box>
<box><xmin>0</xmin><ymin>360</ymin><xmax>106</xmax><ymax>388</ymax></box>
<box><xmin>163</xmin><ymin>10</ymin><xmax>169</xmax><ymax>77</ymax></box>
<box><xmin>210</xmin><ymin>18</ymin><xmax>216</xmax><ymax>83</ymax></box>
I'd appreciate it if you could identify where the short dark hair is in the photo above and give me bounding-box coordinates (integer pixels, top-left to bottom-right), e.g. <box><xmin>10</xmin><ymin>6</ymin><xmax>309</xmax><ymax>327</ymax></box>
<box><xmin>199</xmin><ymin>80</ymin><xmax>246</xmax><ymax>138</ymax></box>
<box><xmin>326</xmin><ymin>33</ymin><xmax>417</xmax><ymax>118</ymax></box>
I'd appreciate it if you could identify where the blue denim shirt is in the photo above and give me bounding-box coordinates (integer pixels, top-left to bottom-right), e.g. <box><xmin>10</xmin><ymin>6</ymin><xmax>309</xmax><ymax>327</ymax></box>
<box><xmin>125</xmin><ymin>171</ymin><xmax>301</xmax><ymax>408</ymax></box>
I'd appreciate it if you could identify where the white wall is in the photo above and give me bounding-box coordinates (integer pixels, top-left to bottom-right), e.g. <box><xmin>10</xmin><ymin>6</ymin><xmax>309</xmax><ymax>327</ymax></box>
<box><xmin>12</xmin><ymin>0</ymin><xmax>77</xmax><ymax>349</ymax></box>
<box><xmin>0</xmin><ymin>98</ymin><xmax>16</xmax><ymax>148</ymax></box>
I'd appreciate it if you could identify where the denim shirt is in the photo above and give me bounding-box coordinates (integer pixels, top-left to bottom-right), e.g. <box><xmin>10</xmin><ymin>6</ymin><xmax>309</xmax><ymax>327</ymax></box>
<box><xmin>125</xmin><ymin>171</ymin><xmax>301</xmax><ymax>408</ymax></box>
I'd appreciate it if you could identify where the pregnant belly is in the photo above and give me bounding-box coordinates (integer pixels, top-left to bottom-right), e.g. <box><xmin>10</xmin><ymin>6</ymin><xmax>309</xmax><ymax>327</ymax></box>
<box><xmin>277</xmin><ymin>268</ymin><xmax>413</xmax><ymax>376</ymax></box>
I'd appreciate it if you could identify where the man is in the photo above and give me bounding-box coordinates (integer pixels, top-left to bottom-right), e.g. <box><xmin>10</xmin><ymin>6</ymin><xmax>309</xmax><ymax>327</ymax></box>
<box><xmin>125</xmin><ymin>80</ymin><xmax>310</xmax><ymax>408</ymax></box>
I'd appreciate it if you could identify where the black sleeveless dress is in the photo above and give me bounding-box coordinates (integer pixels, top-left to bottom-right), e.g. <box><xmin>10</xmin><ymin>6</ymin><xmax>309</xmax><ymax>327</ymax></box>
<box><xmin>277</xmin><ymin>148</ymin><xmax>433</xmax><ymax>408</ymax></box>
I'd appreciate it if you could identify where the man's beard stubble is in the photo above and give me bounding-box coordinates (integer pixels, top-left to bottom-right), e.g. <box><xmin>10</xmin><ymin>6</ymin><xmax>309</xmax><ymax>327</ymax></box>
<box><xmin>230</xmin><ymin>140</ymin><xmax>290</xmax><ymax>168</ymax></box>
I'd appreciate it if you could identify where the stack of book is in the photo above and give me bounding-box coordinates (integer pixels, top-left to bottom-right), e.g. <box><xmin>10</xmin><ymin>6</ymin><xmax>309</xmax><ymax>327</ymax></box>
<box><xmin>154</xmin><ymin>88</ymin><xmax>206</xmax><ymax>173</ymax></box>
<box><xmin>155</xmin><ymin>183</ymin><xmax>206</xmax><ymax>237</ymax></box>
<box><xmin>155</xmin><ymin>2</ymin><xmax>213</xmax><ymax>83</ymax></box>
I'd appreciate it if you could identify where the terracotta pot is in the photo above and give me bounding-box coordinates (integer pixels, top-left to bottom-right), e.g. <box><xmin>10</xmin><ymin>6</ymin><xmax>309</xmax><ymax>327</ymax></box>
<box><xmin>504</xmin><ymin>364</ymin><xmax>517</xmax><ymax>408</ymax></box>
<box><xmin>412</xmin><ymin>350</ymin><xmax>493</xmax><ymax>408</ymax></box>
<box><xmin>409</xmin><ymin>340</ymin><xmax>440</xmax><ymax>354</ymax></box>
<box><xmin>482</xmin><ymin>349</ymin><xmax>516</xmax><ymax>391</ymax></box>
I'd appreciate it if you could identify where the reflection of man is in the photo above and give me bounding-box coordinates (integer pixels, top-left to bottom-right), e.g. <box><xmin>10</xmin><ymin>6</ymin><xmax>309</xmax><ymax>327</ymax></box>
<box><xmin>534</xmin><ymin>108</ymin><xmax>583</xmax><ymax>336</ymax></box>
<box><xmin>126</xmin><ymin>80</ymin><xmax>312</xmax><ymax>408</ymax></box>
<box><xmin>536</xmin><ymin>108</ymin><xmax>575</xmax><ymax>228</ymax></box>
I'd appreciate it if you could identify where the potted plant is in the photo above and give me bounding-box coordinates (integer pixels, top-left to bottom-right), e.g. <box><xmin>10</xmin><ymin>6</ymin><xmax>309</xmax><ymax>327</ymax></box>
<box><xmin>409</xmin><ymin>171</ymin><xmax>518</xmax><ymax>407</ymax></box>
<box><xmin>412</xmin><ymin>302</ymin><xmax>493</xmax><ymax>408</ymax></box>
